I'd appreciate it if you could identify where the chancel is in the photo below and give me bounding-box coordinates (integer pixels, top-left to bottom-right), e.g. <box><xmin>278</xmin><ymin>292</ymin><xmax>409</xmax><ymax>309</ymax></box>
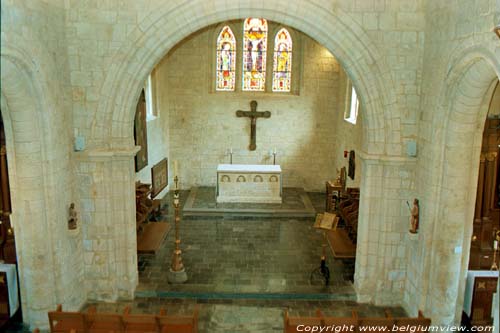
<box><xmin>1</xmin><ymin>1</ymin><xmax>499</xmax><ymax>332</ymax></box>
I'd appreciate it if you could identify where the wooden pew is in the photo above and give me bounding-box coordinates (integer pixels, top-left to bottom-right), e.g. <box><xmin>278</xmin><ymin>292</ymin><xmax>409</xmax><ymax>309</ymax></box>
<box><xmin>157</xmin><ymin>305</ymin><xmax>199</xmax><ymax>333</ymax></box>
<box><xmin>122</xmin><ymin>306</ymin><xmax>162</xmax><ymax>333</ymax></box>
<box><xmin>85</xmin><ymin>306</ymin><xmax>124</xmax><ymax>333</ymax></box>
<box><xmin>393</xmin><ymin>311</ymin><xmax>431</xmax><ymax>332</ymax></box>
<box><xmin>284</xmin><ymin>309</ymin><xmax>323</xmax><ymax>333</ymax></box>
<box><xmin>48</xmin><ymin>304</ymin><xmax>87</xmax><ymax>333</ymax></box>
<box><xmin>319</xmin><ymin>310</ymin><xmax>358</xmax><ymax>331</ymax></box>
<box><xmin>357</xmin><ymin>309</ymin><xmax>394</xmax><ymax>332</ymax></box>
<box><xmin>47</xmin><ymin>304</ymin><xmax>199</xmax><ymax>333</ymax></box>
<box><xmin>283</xmin><ymin>309</ymin><xmax>431</xmax><ymax>333</ymax></box>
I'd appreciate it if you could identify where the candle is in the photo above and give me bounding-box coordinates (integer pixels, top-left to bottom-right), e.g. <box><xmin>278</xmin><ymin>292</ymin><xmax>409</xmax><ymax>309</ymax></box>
<box><xmin>495</xmin><ymin>240</ymin><xmax>498</xmax><ymax>250</ymax></box>
<box><xmin>230</xmin><ymin>148</ymin><xmax>233</xmax><ymax>154</ymax></box>
<box><xmin>173</xmin><ymin>160</ymin><xmax>179</xmax><ymax>177</ymax></box>
<box><xmin>273</xmin><ymin>148</ymin><xmax>277</xmax><ymax>154</ymax></box>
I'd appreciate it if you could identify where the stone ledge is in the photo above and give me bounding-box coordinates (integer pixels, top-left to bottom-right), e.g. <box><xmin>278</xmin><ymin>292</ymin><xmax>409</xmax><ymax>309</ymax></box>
<box><xmin>73</xmin><ymin>146</ymin><xmax>141</xmax><ymax>161</ymax></box>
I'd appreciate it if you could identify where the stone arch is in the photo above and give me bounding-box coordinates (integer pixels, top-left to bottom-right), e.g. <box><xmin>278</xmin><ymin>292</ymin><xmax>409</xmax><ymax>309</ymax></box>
<box><xmin>92</xmin><ymin>0</ymin><xmax>400</xmax><ymax>156</ymax></box>
<box><xmin>0</xmin><ymin>47</ymin><xmax>58</xmax><ymax>327</ymax></box>
<box><xmin>425</xmin><ymin>46</ymin><xmax>500</xmax><ymax>325</ymax></box>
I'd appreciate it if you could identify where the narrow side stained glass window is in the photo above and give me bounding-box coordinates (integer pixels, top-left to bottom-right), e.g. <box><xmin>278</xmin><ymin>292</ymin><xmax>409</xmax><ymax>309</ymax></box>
<box><xmin>242</xmin><ymin>18</ymin><xmax>267</xmax><ymax>91</ymax></box>
<box><xmin>272</xmin><ymin>28</ymin><xmax>292</xmax><ymax>92</ymax></box>
<box><xmin>216</xmin><ymin>26</ymin><xmax>236</xmax><ymax>91</ymax></box>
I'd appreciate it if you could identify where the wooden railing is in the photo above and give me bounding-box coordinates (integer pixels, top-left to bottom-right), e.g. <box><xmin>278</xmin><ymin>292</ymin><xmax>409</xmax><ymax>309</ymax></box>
<box><xmin>41</xmin><ymin>304</ymin><xmax>198</xmax><ymax>333</ymax></box>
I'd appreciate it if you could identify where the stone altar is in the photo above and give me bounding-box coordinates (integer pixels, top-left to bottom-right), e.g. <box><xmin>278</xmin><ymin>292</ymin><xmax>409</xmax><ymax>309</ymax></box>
<box><xmin>216</xmin><ymin>164</ymin><xmax>282</xmax><ymax>203</ymax></box>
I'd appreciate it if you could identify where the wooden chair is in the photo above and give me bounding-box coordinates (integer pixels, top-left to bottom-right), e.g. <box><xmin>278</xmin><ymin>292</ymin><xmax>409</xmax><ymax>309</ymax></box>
<box><xmin>48</xmin><ymin>304</ymin><xmax>87</xmax><ymax>333</ymax></box>
<box><xmin>85</xmin><ymin>306</ymin><xmax>124</xmax><ymax>333</ymax></box>
<box><xmin>157</xmin><ymin>305</ymin><xmax>198</xmax><ymax>333</ymax></box>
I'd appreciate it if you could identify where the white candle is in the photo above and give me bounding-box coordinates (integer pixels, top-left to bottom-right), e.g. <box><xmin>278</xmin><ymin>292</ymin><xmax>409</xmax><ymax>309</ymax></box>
<box><xmin>273</xmin><ymin>148</ymin><xmax>277</xmax><ymax>154</ymax></box>
<box><xmin>173</xmin><ymin>160</ymin><xmax>179</xmax><ymax>177</ymax></box>
<box><xmin>494</xmin><ymin>240</ymin><xmax>498</xmax><ymax>250</ymax></box>
<box><xmin>230</xmin><ymin>148</ymin><xmax>233</xmax><ymax>154</ymax></box>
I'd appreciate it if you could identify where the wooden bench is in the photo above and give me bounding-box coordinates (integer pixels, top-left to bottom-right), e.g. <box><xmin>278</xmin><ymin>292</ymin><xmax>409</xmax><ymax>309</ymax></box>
<box><xmin>47</xmin><ymin>304</ymin><xmax>199</xmax><ymax>333</ymax></box>
<box><xmin>284</xmin><ymin>309</ymin><xmax>430</xmax><ymax>333</ymax></box>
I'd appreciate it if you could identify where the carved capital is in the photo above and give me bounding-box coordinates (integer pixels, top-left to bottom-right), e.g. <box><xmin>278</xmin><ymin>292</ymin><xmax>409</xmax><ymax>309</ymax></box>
<box><xmin>485</xmin><ymin>152</ymin><xmax>498</xmax><ymax>162</ymax></box>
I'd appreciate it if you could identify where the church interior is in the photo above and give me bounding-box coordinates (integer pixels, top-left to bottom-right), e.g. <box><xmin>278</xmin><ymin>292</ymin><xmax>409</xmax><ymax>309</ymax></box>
<box><xmin>0</xmin><ymin>0</ymin><xmax>499</xmax><ymax>332</ymax></box>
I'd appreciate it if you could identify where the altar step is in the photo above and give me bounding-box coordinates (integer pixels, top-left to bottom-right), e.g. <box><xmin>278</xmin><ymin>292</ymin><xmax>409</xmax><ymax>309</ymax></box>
<box><xmin>135</xmin><ymin>290</ymin><xmax>356</xmax><ymax>301</ymax></box>
<box><xmin>181</xmin><ymin>187</ymin><xmax>317</xmax><ymax>218</ymax></box>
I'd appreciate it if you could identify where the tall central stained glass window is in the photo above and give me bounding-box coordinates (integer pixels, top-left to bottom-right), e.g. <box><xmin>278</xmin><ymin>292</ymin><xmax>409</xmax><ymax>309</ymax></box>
<box><xmin>216</xmin><ymin>26</ymin><xmax>236</xmax><ymax>91</ymax></box>
<box><xmin>242</xmin><ymin>18</ymin><xmax>268</xmax><ymax>91</ymax></box>
<box><xmin>272</xmin><ymin>28</ymin><xmax>292</xmax><ymax>92</ymax></box>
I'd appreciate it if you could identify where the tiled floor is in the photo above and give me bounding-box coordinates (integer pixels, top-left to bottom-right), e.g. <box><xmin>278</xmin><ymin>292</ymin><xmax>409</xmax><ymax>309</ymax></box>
<box><xmin>137</xmin><ymin>189</ymin><xmax>354</xmax><ymax>295</ymax></box>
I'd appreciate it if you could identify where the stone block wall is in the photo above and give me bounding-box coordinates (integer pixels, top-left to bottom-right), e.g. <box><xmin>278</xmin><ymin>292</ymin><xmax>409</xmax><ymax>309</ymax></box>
<box><xmin>355</xmin><ymin>157</ymin><xmax>416</xmax><ymax>304</ymax></box>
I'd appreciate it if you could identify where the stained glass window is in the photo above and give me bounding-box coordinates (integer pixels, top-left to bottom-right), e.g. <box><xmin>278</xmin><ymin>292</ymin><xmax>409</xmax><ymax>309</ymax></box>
<box><xmin>242</xmin><ymin>18</ymin><xmax>268</xmax><ymax>91</ymax></box>
<box><xmin>272</xmin><ymin>28</ymin><xmax>292</xmax><ymax>92</ymax></box>
<box><xmin>216</xmin><ymin>26</ymin><xmax>236</xmax><ymax>91</ymax></box>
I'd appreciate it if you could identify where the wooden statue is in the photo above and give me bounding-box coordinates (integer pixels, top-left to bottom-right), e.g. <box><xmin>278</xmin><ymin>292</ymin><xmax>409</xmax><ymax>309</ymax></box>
<box><xmin>409</xmin><ymin>198</ymin><xmax>419</xmax><ymax>234</ymax></box>
<box><xmin>68</xmin><ymin>203</ymin><xmax>77</xmax><ymax>230</ymax></box>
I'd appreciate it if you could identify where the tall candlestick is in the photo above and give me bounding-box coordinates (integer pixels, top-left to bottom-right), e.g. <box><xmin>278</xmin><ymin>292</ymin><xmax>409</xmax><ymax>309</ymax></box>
<box><xmin>173</xmin><ymin>160</ymin><xmax>179</xmax><ymax>178</ymax></box>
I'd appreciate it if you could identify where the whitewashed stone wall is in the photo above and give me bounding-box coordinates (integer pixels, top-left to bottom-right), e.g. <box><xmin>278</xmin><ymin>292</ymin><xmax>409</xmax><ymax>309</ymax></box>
<box><xmin>153</xmin><ymin>27</ymin><xmax>362</xmax><ymax>191</ymax></box>
<box><xmin>75</xmin><ymin>150</ymin><xmax>138</xmax><ymax>301</ymax></box>
<box><xmin>334</xmin><ymin>69</ymin><xmax>364</xmax><ymax>189</ymax></box>
<box><xmin>355</xmin><ymin>157</ymin><xmax>416</xmax><ymax>304</ymax></box>
<box><xmin>135</xmin><ymin>116</ymin><xmax>170</xmax><ymax>197</ymax></box>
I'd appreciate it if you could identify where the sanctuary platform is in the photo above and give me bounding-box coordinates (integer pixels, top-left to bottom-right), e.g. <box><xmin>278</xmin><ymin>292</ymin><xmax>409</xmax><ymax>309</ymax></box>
<box><xmin>183</xmin><ymin>186</ymin><xmax>316</xmax><ymax>217</ymax></box>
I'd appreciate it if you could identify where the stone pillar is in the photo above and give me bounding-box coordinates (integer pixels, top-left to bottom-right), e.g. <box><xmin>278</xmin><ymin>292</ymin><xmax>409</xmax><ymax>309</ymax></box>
<box><xmin>75</xmin><ymin>147</ymin><xmax>139</xmax><ymax>301</ymax></box>
<box><xmin>354</xmin><ymin>153</ymin><xmax>416</xmax><ymax>305</ymax></box>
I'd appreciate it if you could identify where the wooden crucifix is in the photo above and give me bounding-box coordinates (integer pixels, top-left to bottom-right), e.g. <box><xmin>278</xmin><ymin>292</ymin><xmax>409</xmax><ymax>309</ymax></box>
<box><xmin>236</xmin><ymin>100</ymin><xmax>271</xmax><ymax>151</ymax></box>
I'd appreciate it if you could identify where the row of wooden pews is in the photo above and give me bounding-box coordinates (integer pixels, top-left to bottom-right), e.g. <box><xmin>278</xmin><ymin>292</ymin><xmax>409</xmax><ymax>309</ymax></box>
<box><xmin>284</xmin><ymin>309</ymin><xmax>431</xmax><ymax>333</ymax></box>
<box><xmin>338</xmin><ymin>195</ymin><xmax>359</xmax><ymax>243</ymax></box>
<box><xmin>136</xmin><ymin>181</ymin><xmax>162</xmax><ymax>231</ymax></box>
<box><xmin>35</xmin><ymin>304</ymin><xmax>199</xmax><ymax>333</ymax></box>
<box><xmin>135</xmin><ymin>182</ymin><xmax>171</xmax><ymax>254</ymax></box>
<box><xmin>324</xmin><ymin>187</ymin><xmax>360</xmax><ymax>281</ymax></box>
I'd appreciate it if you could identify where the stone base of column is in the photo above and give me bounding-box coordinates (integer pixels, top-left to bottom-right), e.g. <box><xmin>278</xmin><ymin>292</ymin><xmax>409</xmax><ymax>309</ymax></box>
<box><xmin>167</xmin><ymin>268</ymin><xmax>188</xmax><ymax>283</ymax></box>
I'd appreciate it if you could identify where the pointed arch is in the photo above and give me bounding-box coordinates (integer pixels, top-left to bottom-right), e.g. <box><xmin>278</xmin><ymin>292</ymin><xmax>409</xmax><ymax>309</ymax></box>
<box><xmin>272</xmin><ymin>28</ymin><xmax>292</xmax><ymax>92</ymax></box>
<box><xmin>216</xmin><ymin>26</ymin><xmax>236</xmax><ymax>91</ymax></box>
<box><xmin>242</xmin><ymin>18</ymin><xmax>268</xmax><ymax>91</ymax></box>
